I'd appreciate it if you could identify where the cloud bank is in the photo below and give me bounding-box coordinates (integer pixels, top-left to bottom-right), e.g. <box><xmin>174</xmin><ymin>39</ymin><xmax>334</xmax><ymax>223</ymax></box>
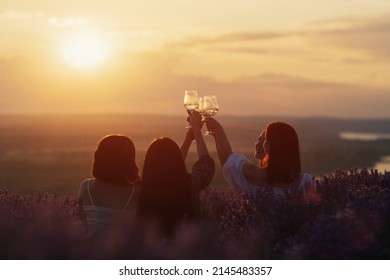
<box><xmin>1</xmin><ymin>14</ymin><xmax>389</xmax><ymax>118</ymax></box>
<box><xmin>0</xmin><ymin>51</ymin><xmax>389</xmax><ymax>118</ymax></box>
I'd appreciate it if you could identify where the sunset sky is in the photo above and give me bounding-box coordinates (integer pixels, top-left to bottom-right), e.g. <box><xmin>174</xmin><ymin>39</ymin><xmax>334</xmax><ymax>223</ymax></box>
<box><xmin>1</xmin><ymin>0</ymin><xmax>389</xmax><ymax>117</ymax></box>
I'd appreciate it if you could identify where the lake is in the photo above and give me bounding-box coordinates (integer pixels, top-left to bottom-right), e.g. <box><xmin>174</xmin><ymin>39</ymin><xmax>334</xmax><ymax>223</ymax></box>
<box><xmin>374</xmin><ymin>156</ymin><xmax>390</xmax><ymax>173</ymax></box>
<box><xmin>340</xmin><ymin>132</ymin><xmax>390</xmax><ymax>141</ymax></box>
<box><xmin>340</xmin><ymin>131</ymin><xmax>390</xmax><ymax>173</ymax></box>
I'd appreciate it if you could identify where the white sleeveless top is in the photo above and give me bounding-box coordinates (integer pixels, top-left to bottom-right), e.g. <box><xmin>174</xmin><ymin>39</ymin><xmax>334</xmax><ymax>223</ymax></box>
<box><xmin>82</xmin><ymin>179</ymin><xmax>136</xmax><ymax>234</ymax></box>
<box><xmin>223</xmin><ymin>153</ymin><xmax>315</xmax><ymax>198</ymax></box>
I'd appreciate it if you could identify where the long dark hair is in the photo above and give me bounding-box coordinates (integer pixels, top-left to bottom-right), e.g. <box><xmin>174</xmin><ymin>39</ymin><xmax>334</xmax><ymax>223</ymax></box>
<box><xmin>92</xmin><ymin>134</ymin><xmax>140</xmax><ymax>185</ymax></box>
<box><xmin>137</xmin><ymin>137</ymin><xmax>193</xmax><ymax>237</ymax></box>
<box><xmin>263</xmin><ymin>122</ymin><xmax>301</xmax><ymax>184</ymax></box>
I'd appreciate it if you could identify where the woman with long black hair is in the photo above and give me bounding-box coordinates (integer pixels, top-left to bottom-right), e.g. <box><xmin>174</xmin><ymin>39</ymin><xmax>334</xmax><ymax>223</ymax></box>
<box><xmin>136</xmin><ymin>112</ymin><xmax>215</xmax><ymax>238</ymax></box>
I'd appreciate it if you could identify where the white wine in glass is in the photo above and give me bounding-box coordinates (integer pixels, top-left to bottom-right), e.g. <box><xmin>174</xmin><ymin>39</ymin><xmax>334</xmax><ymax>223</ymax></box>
<box><xmin>210</xmin><ymin>95</ymin><xmax>219</xmax><ymax>114</ymax></box>
<box><xmin>201</xmin><ymin>95</ymin><xmax>218</xmax><ymax>135</ymax></box>
<box><xmin>198</xmin><ymin>97</ymin><xmax>205</xmax><ymax>115</ymax></box>
<box><xmin>184</xmin><ymin>90</ymin><xmax>199</xmax><ymax>128</ymax></box>
<box><xmin>184</xmin><ymin>90</ymin><xmax>199</xmax><ymax>112</ymax></box>
<box><xmin>201</xmin><ymin>96</ymin><xmax>217</xmax><ymax>117</ymax></box>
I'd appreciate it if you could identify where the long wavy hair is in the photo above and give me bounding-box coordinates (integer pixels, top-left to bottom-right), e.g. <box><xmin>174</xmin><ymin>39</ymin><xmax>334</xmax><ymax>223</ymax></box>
<box><xmin>137</xmin><ymin>137</ymin><xmax>193</xmax><ymax>237</ymax></box>
<box><xmin>92</xmin><ymin>134</ymin><xmax>140</xmax><ymax>185</ymax></box>
<box><xmin>262</xmin><ymin>122</ymin><xmax>301</xmax><ymax>185</ymax></box>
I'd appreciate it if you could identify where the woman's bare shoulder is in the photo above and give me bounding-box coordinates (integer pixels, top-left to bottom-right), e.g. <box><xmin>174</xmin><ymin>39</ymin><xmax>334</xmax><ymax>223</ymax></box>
<box><xmin>78</xmin><ymin>178</ymin><xmax>93</xmax><ymax>198</ymax></box>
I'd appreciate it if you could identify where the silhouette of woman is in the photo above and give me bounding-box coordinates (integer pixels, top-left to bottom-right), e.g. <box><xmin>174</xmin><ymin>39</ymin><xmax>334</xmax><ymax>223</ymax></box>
<box><xmin>206</xmin><ymin>118</ymin><xmax>314</xmax><ymax>198</ymax></box>
<box><xmin>136</xmin><ymin>112</ymin><xmax>215</xmax><ymax>238</ymax></box>
<box><xmin>78</xmin><ymin>134</ymin><xmax>141</xmax><ymax>234</ymax></box>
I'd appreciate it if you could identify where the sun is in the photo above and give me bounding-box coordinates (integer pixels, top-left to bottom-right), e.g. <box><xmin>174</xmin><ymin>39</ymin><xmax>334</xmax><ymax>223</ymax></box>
<box><xmin>62</xmin><ymin>31</ymin><xmax>108</xmax><ymax>69</ymax></box>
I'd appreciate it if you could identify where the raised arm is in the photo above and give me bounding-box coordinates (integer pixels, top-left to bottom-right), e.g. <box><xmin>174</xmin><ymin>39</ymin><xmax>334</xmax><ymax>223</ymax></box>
<box><xmin>180</xmin><ymin>127</ymin><xmax>194</xmax><ymax>161</ymax></box>
<box><xmin>181</xmin><ymin>112</ymin><xmax>209</xmax><ymax>160</ymax></box>
<box><xmin>205</xmin><ymin>117</ymin><xmax>233</xmax><ymax>166</ymax></box>
<box><xmin>189</xmin><ymin>111</ymin><xmax>209</xmax><ymax>158</ymax></box>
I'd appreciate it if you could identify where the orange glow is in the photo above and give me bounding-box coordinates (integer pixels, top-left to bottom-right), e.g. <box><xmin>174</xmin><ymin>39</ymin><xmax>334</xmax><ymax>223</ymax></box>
<box><xmin>0</xmin><ymin>1</ymin><xmax>389</xmax><ymax>117</ymax></box>
<box><xmin>62</xmin><ymin>31</ymin><xmax>109</xmax><ymax>69</ymax></box>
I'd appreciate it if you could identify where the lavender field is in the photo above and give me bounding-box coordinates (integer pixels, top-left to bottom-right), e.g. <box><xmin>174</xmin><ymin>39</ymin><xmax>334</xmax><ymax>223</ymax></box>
<box><xmin>1</xmin><ymin>169</ymin><xmax>390</xmax><ymax>259</ymax></box>
<box><xmin>1</xmin><ymin>114</ymin><xmax>390</xmax><ymax>259</ymax></box>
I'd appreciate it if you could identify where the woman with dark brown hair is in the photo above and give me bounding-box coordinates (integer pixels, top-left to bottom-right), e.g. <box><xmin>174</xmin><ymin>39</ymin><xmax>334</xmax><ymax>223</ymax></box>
<box><xmin>206</xmin><ymin>118</ymin><xmax>314</xmax><ymax>198</ymax></box>
<box><xmin>136</xmin><ymin>112</ymin><xmax>215</xmax><ymax>238</ymax></box>
<box><xmin>78</xmin><ymin>134</ymin><xmax>141</xmax><ymax>234</ymax></box>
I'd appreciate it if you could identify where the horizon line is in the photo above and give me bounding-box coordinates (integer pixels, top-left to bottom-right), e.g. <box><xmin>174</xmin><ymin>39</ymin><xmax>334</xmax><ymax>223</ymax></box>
<box><xmin>1</xmin><ymin>112</ymin><xmax>390</xmax><ymax>120</ymax></box>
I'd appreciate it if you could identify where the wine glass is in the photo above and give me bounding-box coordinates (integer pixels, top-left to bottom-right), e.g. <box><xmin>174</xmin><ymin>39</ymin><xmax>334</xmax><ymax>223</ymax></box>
<box><xmin>200</xmin><ymin>95</ymin><xmax>218</xmax><ymax>135</ymax></box>
<box><xmin>198</xmin><ymin>97</ymin><xmax>205</xmax><ymax>114</ymax></box>
<box><xmin>210</xmin><ymin>95</ymin><xmax>219</xmax><ymax>115</ymax></box>
<box><xmin>184</xmin><ymin>90</ymin><xmax>199</xmax><ymax>112</ymax></box>
<box><xmin>184</xmin><ymin>90</ymin><xmax>199</xmax><ymax>128</ymax></box>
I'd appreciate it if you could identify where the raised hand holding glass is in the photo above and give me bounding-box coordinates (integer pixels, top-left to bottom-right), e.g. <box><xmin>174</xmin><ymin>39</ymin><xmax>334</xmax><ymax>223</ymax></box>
<box><xmin>184</xmin><ymin>90</ymin><xmax>199</xmax><ymax>129</ymax></box>
<box><xmin>200</xmin><ymin>95</ymin><xmax>218</xmax><ymax>135</ymax></box>
<box><xmin>184</xmin><ymin>90</ymin><xmax>199</xmax><ymax>112</ymax></box>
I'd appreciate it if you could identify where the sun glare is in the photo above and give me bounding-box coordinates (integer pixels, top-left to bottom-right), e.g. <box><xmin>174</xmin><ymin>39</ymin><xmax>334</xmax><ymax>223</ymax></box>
<box><xmin>62</xmin><ymin>31</ymin><xmax>108</xmax><ymax>69</ymax></box>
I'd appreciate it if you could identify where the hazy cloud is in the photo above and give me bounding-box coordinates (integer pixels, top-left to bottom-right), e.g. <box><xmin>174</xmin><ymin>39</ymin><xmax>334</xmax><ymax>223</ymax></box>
<box><xmin>313</xmin><ymin>19</ymin><xmax>390</xmax><ymax>59</ymax></box>
<box><xmin>166</xmin><ymin>31</ymin><xmax>289</xmax><ymax>49</ymax></box>
<box><xmin>216</xmin><ymin>73</ymin><xmax>390</xmax><ymax>118</ymax></box>
<box><xmin>1</xmin><ymin>53</ymin><xmax>389</xmax><ymax>118</ymax></box>
<box><xmin>166</xmin><ymin>15</ymin><xmax>390</xmax><ymax>60</ymax></box>
<box><xmin>0</xmin><ymin>10</ymin><xmax>44</xmax><ymax>19</ymax></box>
<box><xmin>48</xmin><ymin>16</ymin><xmax>90</xmax><ymax>28</ymax></box>
<box><xmin>201</xmin><ymin>46</ymin><xmax>269</xmax><ymax>54</ymax></box>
